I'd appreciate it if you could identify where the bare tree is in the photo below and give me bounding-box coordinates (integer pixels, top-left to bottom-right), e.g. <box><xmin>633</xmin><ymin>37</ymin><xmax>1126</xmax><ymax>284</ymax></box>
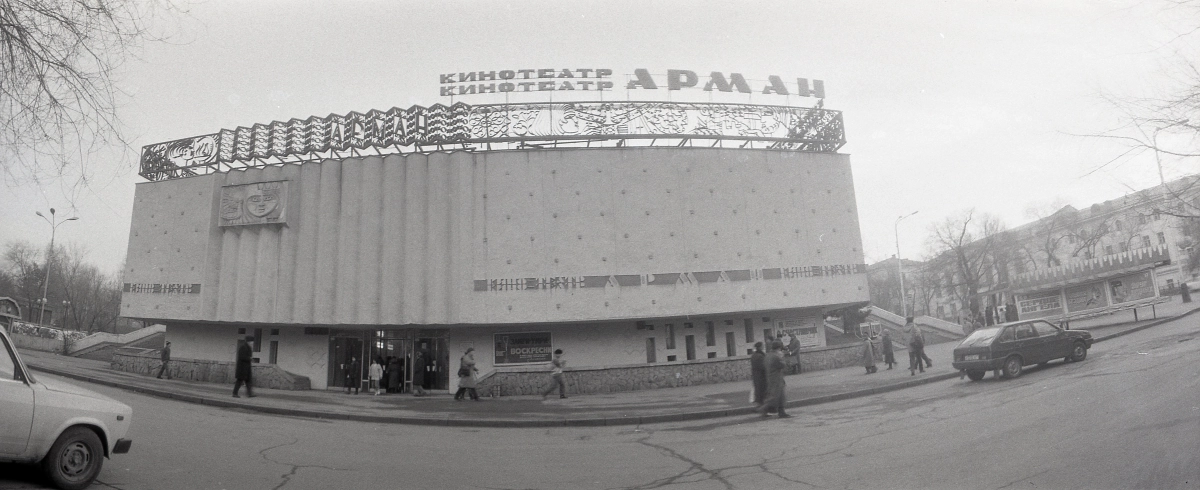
<box><xmin>56</xmin><ymin>243</ymin><xmax>121</xmax><ymax>333</ymax></box>
<box><xmin>927</xmin><ymin>209</ymin><xmax>1006</xmax><ymax>319</ymax></box>
<box><xmin>1088</xmin><ymin>1</ymin><xmax>1200</xmax><ymax>216</ymax></box>
<box><xmin>2</xmin><ymin>240</ymin><xmax>45</xmax><ymax>318</ymax></box>
<box><xmin>0</xmin><ymin>0</ymin><xmax>180</xmax><ymax>184</ymax></box>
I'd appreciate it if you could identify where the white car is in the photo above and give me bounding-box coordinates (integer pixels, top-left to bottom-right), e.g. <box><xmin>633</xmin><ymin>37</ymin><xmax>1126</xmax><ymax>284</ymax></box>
<box><xmin>0</xmin><ymin>328</ymin><xmax>132</xmax><ymax>490</ymax></box>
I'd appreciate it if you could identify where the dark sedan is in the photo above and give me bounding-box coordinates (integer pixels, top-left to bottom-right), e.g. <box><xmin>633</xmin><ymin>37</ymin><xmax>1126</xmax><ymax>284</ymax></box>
<box><xmin>952</xmin><ymin>320</ymin><xmax>1093</xmax><ymax>381</ymax></box>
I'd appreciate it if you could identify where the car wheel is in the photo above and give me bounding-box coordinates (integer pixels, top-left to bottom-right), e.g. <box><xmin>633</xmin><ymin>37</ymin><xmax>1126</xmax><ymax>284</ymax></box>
<box><xmin>1002</xmin><ymin>356</ymin><xmax>1023</xmax><ymax>379</ymax></box>
<box><xmin>966</xmin><ymin>370</ymin><xmax>986</xmax><ymax>381</ymax></box>
<box><xmin>42</xmin><ymin>427</ymin><xmax>104</xmax><ymax>490</ymax></box>
<box><xmin>1071</xmin><ymin>342</ymin><xmax>1088</xmax><ymax>362</ymax></box>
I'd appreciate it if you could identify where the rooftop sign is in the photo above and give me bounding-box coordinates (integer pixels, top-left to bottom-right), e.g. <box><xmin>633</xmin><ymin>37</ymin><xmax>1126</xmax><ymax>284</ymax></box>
<box><xmin>440</xmin><ymin>68</ymin><xmax>825</xmax><ymax>99</ymax></box>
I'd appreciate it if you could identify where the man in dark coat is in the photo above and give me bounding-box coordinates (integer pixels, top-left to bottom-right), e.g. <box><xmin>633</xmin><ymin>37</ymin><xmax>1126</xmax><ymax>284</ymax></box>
<box><xmin>156</xmin><ymin>341</ymin><xmax>172</xmax><ymax>379</ymax></box>
<box><xmin>344</xmin><ymin>356</ymin><xmax>361</xmax><ymax>394</ymax></box>
<box><xmin>760</xmin><ymin>340</ymin><xmax>791</xmax><ymax>418</ymax></box>
<box><xmin>233</xmin><ymin>335</ymin><xmax>255</xmax><ymax>398</ymax></box>
<box><xmin>749</xmin><ymin>342</ymin><xmax>767</xmax><ymax>406</ymax></box>
<box><xmin>411</xmin><ymin>349</ymin><xmax>427</xmax><ymax>396</ymax></box>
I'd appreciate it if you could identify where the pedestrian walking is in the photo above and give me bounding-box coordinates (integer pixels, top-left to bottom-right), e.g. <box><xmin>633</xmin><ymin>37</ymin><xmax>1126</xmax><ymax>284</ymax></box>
<box><xmin>749</xmin><ymin>342</ymin><xmax>767</xmax><ymax>406</ymax></box>
<box><xmin>369</xmin><ymin>357</ymin><xmax>384</xmax><ymax>395</ymax></box>
<box><xmin>344</xmin><ymin>356</ymin><xmax>361</xmax><ymax>394</ymax></box>
<box><xmin>411</xmin><ymin>349</ymin><xmax>427</xmax><ymax>396</ymax></box>
<box><xmin>903</xmin><ymin>317</ymin><xmax>929</xmax><ymax>375</ymax></box>
<box><xmin>454</xmin><ymin>347</ymin><xmax>480</xmax><ymax>401</ymax></box>
<box><xmin>881</xmin><ymin>330</ymin><xmax>896</xmax><ymax>370</ymax></box>
<box><xmin>156</xmin><ymin>341</ymin><xmax>173</xmax><ymax>379</ymax></box>
<box><xmin>233</xmin><ymin>335</ymin><xmax>255</xmax><ymax>398</ymax></box>
<box><xmin>541</xmin><ymin>349</ymin><xmax>568</xmax><ymax>400</ymax></box>
<box><xmin>862</xmin><ymin>335</ymin><xmax>878</xmax><ymax>374</ymax></box>
<box><xmin>760</xmin><ymin>340</ymin><xmax>790</xmax><ymax>418</ymax></box>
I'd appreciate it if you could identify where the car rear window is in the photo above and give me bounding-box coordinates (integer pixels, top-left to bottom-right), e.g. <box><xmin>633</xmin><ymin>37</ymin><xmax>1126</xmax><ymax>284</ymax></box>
<box><xmin>958</xmin><ymin>327</ymin><xmax>1000</xmax><ymax>348</ymax></box>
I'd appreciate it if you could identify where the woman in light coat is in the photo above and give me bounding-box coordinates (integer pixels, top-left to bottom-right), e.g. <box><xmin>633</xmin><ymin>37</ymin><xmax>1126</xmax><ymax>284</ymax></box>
<box><xmin>454</xmin><ymin>347</ymin><xmax>480</xmax><ymax>401</ymax></box>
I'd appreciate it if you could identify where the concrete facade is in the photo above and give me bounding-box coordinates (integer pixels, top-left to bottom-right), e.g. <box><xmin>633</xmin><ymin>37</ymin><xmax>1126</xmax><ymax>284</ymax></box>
<box><xmin>122</xmin><ymin>147</ymin><xmax>869</xmax><ymax>391</ymax></box>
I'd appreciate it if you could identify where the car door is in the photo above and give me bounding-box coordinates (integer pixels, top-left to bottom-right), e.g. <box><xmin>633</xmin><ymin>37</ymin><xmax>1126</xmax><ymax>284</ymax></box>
<box><xmin>0</xmin><ymin>332</ymin><xmax>35</xmax><ymax>457</ymax></box>
<box><xmin>1011</xmin><ymin>323</ymin><xmax>1040</xmax><ymax>364</ymax></box>
<box><xmin>994</xmin><ymin>325</ymin><xmax>1019</xmax><ymax>362</ymax></box>
<box><xmin>1032</xmin><ymin>321</ymin><xmax>1071</xmax><ymax>360</ymax></box>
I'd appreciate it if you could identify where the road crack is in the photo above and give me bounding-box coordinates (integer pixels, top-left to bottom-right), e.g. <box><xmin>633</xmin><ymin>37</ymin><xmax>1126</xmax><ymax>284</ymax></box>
<box><xmin>258</xmin><ymin>438</ymin><xmax>349</xmax><ymax>490</ymax></box>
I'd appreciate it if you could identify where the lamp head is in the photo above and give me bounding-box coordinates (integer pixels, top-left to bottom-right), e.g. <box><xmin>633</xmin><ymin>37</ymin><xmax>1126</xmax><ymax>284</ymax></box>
<box><xmin>66</xmin><ymin>217</ymin><xmax>78</xmax><ymax>221</ymax></box>
<box><xmin>35</xmin><ymin>211</ymin><xmax>44</xmax><ymax>218</ymax></box>
<box><xmin>50</xmin><ymin>208</ymin><xmax>55</xmax><ymax>215</ymax></box>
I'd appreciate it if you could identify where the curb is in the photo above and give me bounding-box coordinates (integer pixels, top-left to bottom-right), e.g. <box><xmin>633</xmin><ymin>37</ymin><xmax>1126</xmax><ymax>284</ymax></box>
<box><xmin>26</xmin><ymin>307</ymin><xmax>1200</xmax><ymax>428</ymax></box>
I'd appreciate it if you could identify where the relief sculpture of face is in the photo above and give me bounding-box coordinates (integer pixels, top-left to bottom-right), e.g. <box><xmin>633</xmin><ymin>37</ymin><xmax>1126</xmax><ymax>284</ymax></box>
<box><xmin>245</xmin><ymin>183</ymin><xmax>280</xmax><ymax>218</ymax></box>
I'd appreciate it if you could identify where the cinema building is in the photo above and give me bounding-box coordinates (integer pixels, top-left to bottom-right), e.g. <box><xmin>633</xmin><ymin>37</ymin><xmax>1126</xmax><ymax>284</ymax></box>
<box><xmin>122</xmin><ymin>93</ymin><xmax>870</xmax><ymax>393</ymax></box>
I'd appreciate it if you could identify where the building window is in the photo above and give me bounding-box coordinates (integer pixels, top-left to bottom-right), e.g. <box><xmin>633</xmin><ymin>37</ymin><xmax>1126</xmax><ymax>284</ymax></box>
<box><xmin>1142</xmin><ymin>235</ymin><xmax>1152</xmax><ymax>248</ymax></box>
<box><xmin>667</xmin><ymin>355</ymin><xmax>677</xmax><ymax>362</ymax></box>
<box><xmin>744</xmin><ymin>319</ymin><xmax>754</xmax><ymax>343</ymax></box>
<box><xmin>237</xmin><ymin>327</ymin><xmax>246</xmax><ymax>335</ymax></box>
<box><xmin>1158</xmin><ymin>232</ymin><xmax>1166</xmax><ymax>245</ymax></box>
<box><xmin>705</xmin><ymin>321</ymin><xmax>716</xmax><ymax>347</ymax></box>
<box><xmin>707</xmin><ymin>352</ymin><xmax>717</xmax><ymax>359</ymax></box>
<box><xmin>1105</xmin><ymin>245</ymin><xmax>1114</xmax><ymax>255</ymax></box>
<box><xmin>268</xmin><ymin>340</ymin><xmax>278</xmax><ymax>364</ymax></box>
<box><xmin>666</xmin><ymin>324</ymin><xmax>676</xmax><ymax>350</ymax></box>
<box><xmin>1167</xmin><ymin>279</ymin><xmax>1176</xmax><ymax>292</ymax></box>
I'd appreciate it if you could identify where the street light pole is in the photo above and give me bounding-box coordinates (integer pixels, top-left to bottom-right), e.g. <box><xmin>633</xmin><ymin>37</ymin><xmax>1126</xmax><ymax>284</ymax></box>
<box><xmin>35</xmin><ymin>208</ymin><xmax>79</xmax><ymax>326</ymax></box>
<box><xmin>895</xmin><ymin>210</ymin><xmax>919</xmax><ymax>317</ymax></box>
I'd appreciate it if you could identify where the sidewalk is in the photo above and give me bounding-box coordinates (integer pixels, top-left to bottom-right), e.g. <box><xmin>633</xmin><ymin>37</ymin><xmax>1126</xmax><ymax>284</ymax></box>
<box><xmin>19</xmin><ymin>298</ymin><xmax>1200</xmax><ymax>428</ymax></box>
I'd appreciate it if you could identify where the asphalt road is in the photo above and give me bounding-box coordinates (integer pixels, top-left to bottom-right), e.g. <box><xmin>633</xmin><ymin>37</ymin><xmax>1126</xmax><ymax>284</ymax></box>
<box><xmin>3</xmin><ymin>317</ymin><xmax>1198</xmax><ymax>490</ymax></box>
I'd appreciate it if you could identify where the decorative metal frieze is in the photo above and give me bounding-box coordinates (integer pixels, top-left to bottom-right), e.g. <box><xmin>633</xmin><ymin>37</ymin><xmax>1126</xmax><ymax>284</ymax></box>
<box><xmin>472</xmin><ymin>264</ymin><xmax>867</xmax><ymax>292</ymax></box>
<box><xmin>139</xmin><ymin>101</ymin><xmax>846</xmax><ymax>181</ymax></box>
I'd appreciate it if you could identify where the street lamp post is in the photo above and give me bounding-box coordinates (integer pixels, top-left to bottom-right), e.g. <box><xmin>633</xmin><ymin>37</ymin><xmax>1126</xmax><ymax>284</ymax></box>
<box><xmin>35</xmin><ymin>208</ymin><xmax>79</xmax><ymax>327</ymax></box>
<box><xmin>895</xmin><ymin>211</ymin><xmax>919</xmax><ymax>317</ymax></box>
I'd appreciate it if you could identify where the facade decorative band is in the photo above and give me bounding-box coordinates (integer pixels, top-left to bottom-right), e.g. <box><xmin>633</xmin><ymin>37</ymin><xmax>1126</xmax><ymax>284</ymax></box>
<box><xmin>139</xmin><ymin>101</ymin><xmax>846</xmax><ymax>181</ymax></box>
<box><xmin>473</xmin><ymin>264</ymin><xmax>868</xmax><ymax>292</ymax></box>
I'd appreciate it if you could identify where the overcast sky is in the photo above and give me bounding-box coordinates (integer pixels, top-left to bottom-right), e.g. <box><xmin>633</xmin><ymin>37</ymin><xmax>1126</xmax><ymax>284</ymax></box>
<box><xmin>1</xmin><ymin>0</ymin><xmax>1194</xmax><ymax>276</ymax></box>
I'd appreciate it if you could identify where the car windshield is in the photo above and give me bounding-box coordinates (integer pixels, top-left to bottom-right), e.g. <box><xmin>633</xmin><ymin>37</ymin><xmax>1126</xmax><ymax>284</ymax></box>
<box><xmin>958</xmin><ymin>327</ymin><xmax>1001</xmax><ymax>348</ymax></box>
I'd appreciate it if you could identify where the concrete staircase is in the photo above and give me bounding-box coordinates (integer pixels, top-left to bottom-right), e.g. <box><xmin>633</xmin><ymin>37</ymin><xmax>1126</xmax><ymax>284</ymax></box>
<box><xmin>71</xmin><ymin>327</ymin><xmax>166</xmax><ymax>362</ymax></box>
<box><xmin>865</xmin><ymin>306</ymin><xmax>965</xmax><ymax>347</ymax></box>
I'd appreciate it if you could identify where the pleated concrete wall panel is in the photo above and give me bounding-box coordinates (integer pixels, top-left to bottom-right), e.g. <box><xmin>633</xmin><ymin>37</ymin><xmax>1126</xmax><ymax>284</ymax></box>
<box><xmin>123</xmin><ymin>147</ymin><xmax>868</xmax><ymax>325</ymax></box>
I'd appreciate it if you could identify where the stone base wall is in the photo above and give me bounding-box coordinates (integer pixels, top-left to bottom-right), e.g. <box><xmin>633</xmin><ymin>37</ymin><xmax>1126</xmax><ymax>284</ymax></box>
<box><xmin>478</xmin><ymin>342</ymin><xmax>874</xmax><ymax>397</ymax></box>
<box><xmin>111</xmin><ymin>351</ymin><xmax>311</xmax><ymax>390</ymax></box>
<box><xmin>11</xmin><ymin>334</ymin><xmax>66</xmax><ymax>354</ymax></box>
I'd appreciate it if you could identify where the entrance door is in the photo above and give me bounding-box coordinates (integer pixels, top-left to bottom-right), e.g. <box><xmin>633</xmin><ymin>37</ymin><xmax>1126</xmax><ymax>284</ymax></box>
<box><xmin>372</xmin><ymin>338</ymin><xmax>409</xmax><ymax>393</ymax></box>
<box><xmin>685</xmin><ymin>335</ymin><xmax>696</xmax><ymax>361</ymax></box>
<box><xmin>416</xmin><ymin>338</ymin><xmax>449</xmax><ymax>391</ymax></box>
<box><xmin>328</xmin><ymin>336</ymin><xmax>364</xmax><ymax>389</ymax></box>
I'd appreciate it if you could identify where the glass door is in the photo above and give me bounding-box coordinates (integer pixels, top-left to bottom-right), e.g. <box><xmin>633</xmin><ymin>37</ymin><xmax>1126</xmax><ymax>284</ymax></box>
<box><xmin>416</xmin><ymin>338</ymin><xmax>449</xmax><ymax>391</ymax></box>
<box><xmin>328</xmin><ymin>334</ymin><xmax>364</xmax><ymax>389</ymax></box>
